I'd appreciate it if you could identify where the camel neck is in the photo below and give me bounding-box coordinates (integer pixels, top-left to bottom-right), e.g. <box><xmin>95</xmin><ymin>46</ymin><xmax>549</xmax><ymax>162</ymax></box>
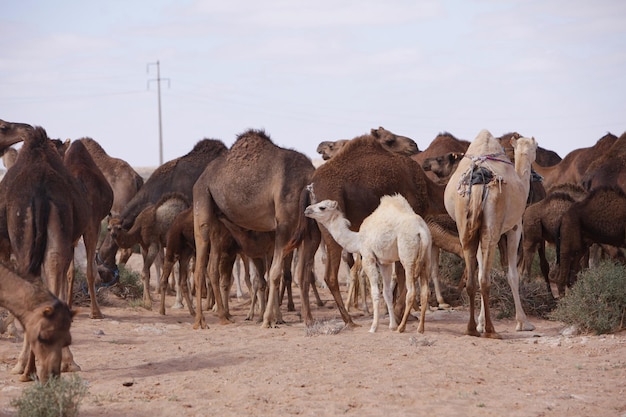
<box><xmin>0</xmin><ymin>264</ymin><xmax>43</xmax><ymax>323</ymax></box>
<box><xmin>323</xmin><ymin>214</ymin><xmax>361</xmax><ymax>254</ymax></box>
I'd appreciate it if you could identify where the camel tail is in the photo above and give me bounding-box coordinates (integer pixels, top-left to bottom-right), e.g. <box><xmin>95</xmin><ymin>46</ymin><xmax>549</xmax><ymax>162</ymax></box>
<box><xmin>285</xmin><ymin>186</ymin><xmax>318</xmax><ymax>253</ymax></box>
<box><xmin>28</xmin><ymin>194</ymin><xmax>50</xmax><ymax>276</ymax></box>
<box><xmin>461</xmin><ymin>187</ymin><xmax>484</xmax><ymax>248</ymax></box>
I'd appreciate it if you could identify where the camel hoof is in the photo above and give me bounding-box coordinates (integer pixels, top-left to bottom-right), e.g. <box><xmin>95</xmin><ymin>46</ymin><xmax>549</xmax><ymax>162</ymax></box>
<box><xmin>368</xmin><ymin>327</ymin><xmax>376</xmax><ymax>333</ymax></box>
<box><xmin>90</xmin><ymin>312</ymin><xmax>104</xmax><ymax>320</ymax></box>
<box><xmin>397</xmin><ymin>325</ymin><xmax>406</xmax><ymax>333</ymax></box>
<box><xmin>288</xmin><ymin>303</ymin><xmax>296</xmax><ymax>311</ymax></box>
<box><xmin>193</xmin><ymin>318</ymin><xmax>207</xmax><ymax>330</ymax></box>
<box><xmin>171</xmin><ymin>302</ymin><xmax>184</xmax><ymax>310</ymax></box>
<box><xmin>19</xmin><ymin>373</ymin><xmax>32</xmax><ymax>382</ymax></box>
<box><xmin>482</xmin><ymin>332</ymin><xmax>502</xmax><ymax>340</ymax></box>
<box><xmin>465</xmin><ymin>329</ymin><xmax>481</xmax><ymax>337</ymax></box>
<box><xmin>219</xmin><ymin>317</ymin><xmax>232</xmax><ymax>325</ymax></box>
<box><xmin>516</xmin><ymin>321</ymin><xmax>536</xmax><ymax>332</ymax></box>
<box><xmin>11</xmin><ymin>363</ymin><xmax>25</xmax><ymax>375</ymax></box>
<box><xmin>62</xmin><ymin>362</ymin><xmax>81</xmax><ymax>373</ymax></box>
<box><xmin>437</xmin><ymin>303</ymin><xmax>451</xmax><ymax>310</ymax></box>
<box><xmin>346</xmin><ymin>321</ymin><xmax>361</xmax><ymax>329</ymax></box>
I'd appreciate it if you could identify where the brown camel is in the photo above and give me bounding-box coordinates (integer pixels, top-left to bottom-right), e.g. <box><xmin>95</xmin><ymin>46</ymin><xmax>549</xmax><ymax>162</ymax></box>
<box><xmin>78</xmin><ymin>137</ymin><xmax>144</xmax><ymax>218</ymax></box>
<box><xmin>193</xmin><ymin>129</ymin><xmax>315</xmax><ymax>329</ymax></box>
<box><xmin>553</xmin><ymin>186</ymin><xmax>626</xmax><ymax>296</ymax></box>
<box><xmin>289</xmin><ymin>133</ymin><xmax>452</xmax><ymax>327</ymax></box>
<box><xmin>0</xmin><ymin>121</ymin><xmax>86</xmax><ymax>378</ymax></box>
<box><xmin>63</xmin><ymin>140</ymin><xmax>114</xmax><ymax>319</ymax></box>
<box><xmin>108</xmin><ymin>193</ymin><xmax>190</xmax><ymax>309</ymax></box>
<box><xmin>444</xmin><ymin>130</ymin><xmax>537</xmax><ymax>338</ymax></box>
<box><xmin>0</xmin><ymin>262</ymin><xmax>76</xmax><ymax>382</ymax></box>
<box><xmin>158</xmin><ymin>207</ymin><xmax>196</xmax><ymax>316</ymax></box>
<box><xmin>97</xmin><ymin>138</ymin><xmax>228</xmax><ymax>284</ymax></box>
<box><xmin>520</xmin><ymin>183</ymin><xmax>587</xmax><ymax>295</ymax></box>
<box><xmin>316</xmin><ymin>126</ymin><xmax>419</xmax><ymax>160</ymax></box>
<box><xmin>581</xmin><ymin>131</ymin><xmax>626</xmax><ymax>192</ymax></box>
<box><xmin>533</xmin><ymin>132</ymin><xmax>617</xmax><ymax>189</ymax></box>
<box><xmin>422</xmin><ymin>152</ymin><xmax>465</xmax><ymax>183</ymax></box>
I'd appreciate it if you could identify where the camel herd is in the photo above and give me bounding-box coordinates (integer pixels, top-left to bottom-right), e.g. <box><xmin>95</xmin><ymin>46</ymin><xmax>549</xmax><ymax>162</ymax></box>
<box><xmin>0</xmin><ymin>117</ymin><xmax>624</xmax><ymax>383</ymax></box>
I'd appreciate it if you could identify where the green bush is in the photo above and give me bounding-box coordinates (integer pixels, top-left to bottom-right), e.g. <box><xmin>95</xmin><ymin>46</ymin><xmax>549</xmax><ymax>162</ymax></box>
<box><xmin>11</xmin><ymin>374</ymin><xmax>88</xmax><ymax>417</ymax></box>
<box><xmin>550</xmin><ymin>260</ymin><xmax>626</xmax><ymax>334</ymax></box>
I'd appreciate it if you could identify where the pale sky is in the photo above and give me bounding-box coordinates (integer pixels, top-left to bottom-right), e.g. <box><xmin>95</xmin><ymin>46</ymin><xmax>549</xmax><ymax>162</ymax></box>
<box><xmin>2</xmin><ymin>1</ymin><xmax>625</xmax><ymax>167</ymax></box>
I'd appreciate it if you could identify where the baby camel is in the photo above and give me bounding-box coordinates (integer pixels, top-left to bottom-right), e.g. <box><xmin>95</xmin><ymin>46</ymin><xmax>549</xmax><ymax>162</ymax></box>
<box><xmin>305</xmin><ymin>194</ymin><xmax>432</xmax><ymax>333</ymax></box>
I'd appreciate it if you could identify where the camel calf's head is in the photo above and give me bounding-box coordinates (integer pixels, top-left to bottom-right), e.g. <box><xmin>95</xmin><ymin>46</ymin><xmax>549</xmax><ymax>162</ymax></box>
<box><xmin>23</xmin><ymin>299</ymin><xmax>76</xmax><ymax>382</ymax></box>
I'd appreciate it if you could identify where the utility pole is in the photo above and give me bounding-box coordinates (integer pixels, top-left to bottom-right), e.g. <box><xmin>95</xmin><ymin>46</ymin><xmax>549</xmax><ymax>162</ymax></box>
<box><xmin>147</xmin><ymin>60</ymin><xmax>170</xmax><ymax>166</ymax></box>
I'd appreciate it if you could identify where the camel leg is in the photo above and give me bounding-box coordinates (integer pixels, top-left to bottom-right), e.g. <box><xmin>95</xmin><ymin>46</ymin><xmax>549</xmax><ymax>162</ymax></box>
<box><xmin>171</xmin><ymin>263</ymin><xmax>184</xmax><ymax>309</ymax></box>
<box><xmin>380</xmin><ymin>264</ymin><xmax>398</xmax><ymax>331</ymax></box>
<box><xmin>462</xmin><ymin>242</ymin><xmax>481</xmax><ymax>337</ymax></box>
<box><xmin>506</xmin><ymin>227</ymin><xmax>535</xmax><ymax>332</ymax></box>
<box><xmin>12</xmin><ymin>339</ymin><xmax>29</xmax><ymax>376</ymax></box>
<box><xmin>430</xmin><ymin>247</ymin><xmax>450</xmax><ymax>309</ymax></box>
<box><xmin>294</xmin><ymin>241</ymin><xmax>313</xmax><ymax>326</ymax></box>
<box><xmin>141</xmin><ymin>245</ymin><xmax>159</xmax><ymax>310</ymax></box>
<box><xmin>321</xmin><ymin>237</ymin><xmax>355</xmax><ymax>327</ymax></box>
<box><xmin>158</xmin><ymin>257</ymin><xmax>175</xmax><ymax>315</ymax></box>
<box><xmin>233</xmin><ymin>256</ymin><xmax>244</xmax><ymax>300</ymax></box>
<box><xmin>397</xmin><ymin>263</ymin><xmax>415</xmax><ymax>333</ymax></box>
<box><xmin>193</xmin><ymin>210</ymin><xmax>211</xmax><ymax>329</ymax></box>
<box><xmin>537</xmin><ymin>242</ymin><xmax>555</xmax><ymax>298</ymax></box>
<box><xmin>281</xmin><ymin>252</ymin><xmax>296</xmax><ymax>311</ymax></box>
<box><xmin>83</xmin><ymin>229</ymin><xmax>104</xmax><ymax>319</ymax></box>
<box><xmin>417</xmin><ymin>267</ymin><xmax>430</xmax><ymax>334</ymax></box>
<box><xmin>477</xmin><ymin>239</ymin><xmax>500</xmax><ymax>338</ymax></box>
<box><xmin>179</xmin><ymin>254</ymin><xmax>195</xmax><ymax>316</ymax></box>
<box><xmin>361</xmin><ymin>254</ymin><xmax>381</xmax><ymax>333</ymax></box>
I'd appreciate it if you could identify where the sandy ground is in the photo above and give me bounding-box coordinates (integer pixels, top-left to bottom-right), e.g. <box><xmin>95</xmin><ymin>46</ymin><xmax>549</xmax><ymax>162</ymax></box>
<box><xmin>1</xmin><ymin>254</ymin><xmax>625</xmax><ymax>417</ymax></box>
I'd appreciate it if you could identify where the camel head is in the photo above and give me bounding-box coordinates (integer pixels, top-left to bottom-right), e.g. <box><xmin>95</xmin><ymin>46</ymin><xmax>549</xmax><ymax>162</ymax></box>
<box><xmin>422</xmin><ymin>152</ymin><xmax>464</xmax><ymax>178</ymax></box>
<box><xmin>107</xmin><ymin>217</ymin><xmax>124</xmax><ymax>240</ymax></box>
<box><xmin>316</xmin><ymin>140</ymin><xmax>348</xmax><ymax>160</ymax></box>
<box><xmin>511</xmin><ymin>136</ymin><xmax>538</xmax><ymax>164</ymax></box>
<box><xmin>304</xmin><ymin>199</ymin><xmax>340</xmax><ymax>220</ymax></box>
<box><xmin>0</xmin><ymin>119</ymin><xmax>34</xmax><ymax>153</ymax></box>
<box><xmin>23</xmin><ymin>298</ymin><xmax>76</xmax><ymax>382</ymax></box>
<box><xmin>370</xmin><ymin>126</ymin><xmax>420</xmax><ymax>156</ymax></box>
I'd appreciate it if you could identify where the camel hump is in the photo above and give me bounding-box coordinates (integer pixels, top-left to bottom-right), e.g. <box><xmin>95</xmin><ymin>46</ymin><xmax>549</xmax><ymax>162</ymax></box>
<box><xmin>379</xmin><ymin>194</ymin><xmax>414</xmax><ymax>214</ymax></box>
<box><xmin>155</xmin><ymin>191</ymin><xmax>190</xmax><ymax>209</ymax></box>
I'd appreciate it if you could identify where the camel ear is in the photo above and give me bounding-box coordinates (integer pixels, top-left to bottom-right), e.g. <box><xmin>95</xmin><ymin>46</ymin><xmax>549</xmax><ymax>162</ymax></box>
<box><xmin>510</xmin><ymin>137</ymin><xmax>517</xmax><ymax>147</ymax></box>
<box><xmin>371</xmin><ymin>128</ymin><xmax>379</xmax><ymax>138</ymax></box>
<box><xmin>43</xmin><ymin>306</ymin><xmax>54</xmax><ymax>318</ymax></box>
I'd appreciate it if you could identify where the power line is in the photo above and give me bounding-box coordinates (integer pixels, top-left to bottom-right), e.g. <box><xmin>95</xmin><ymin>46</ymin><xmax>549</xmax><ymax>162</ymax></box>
<box><xmin>147</xmin><ymin>60</ymin><xmax>170</xmax><ymax>166</ymax></box>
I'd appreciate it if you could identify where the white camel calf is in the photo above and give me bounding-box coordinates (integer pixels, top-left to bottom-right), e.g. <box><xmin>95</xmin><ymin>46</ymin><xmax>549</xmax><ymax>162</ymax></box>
<box><xmin>305</xmin><ymin>194</ymin><xmax>432</xmax><ymax>333</ymax></box>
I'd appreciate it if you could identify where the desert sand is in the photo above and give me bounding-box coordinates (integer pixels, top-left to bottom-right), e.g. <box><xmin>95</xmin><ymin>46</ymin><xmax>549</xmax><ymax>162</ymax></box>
<box><xmin>1</xmin><ymin>254</ymin><xmax>625</xmax><ymax>417</ymax></box>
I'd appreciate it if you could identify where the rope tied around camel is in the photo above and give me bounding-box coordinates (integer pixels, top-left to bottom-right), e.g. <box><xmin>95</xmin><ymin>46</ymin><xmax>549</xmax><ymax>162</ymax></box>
<box><xmin>456</xmin><ymin>152</ymin><xmax>512</xmax><ymax>198</ymax></box>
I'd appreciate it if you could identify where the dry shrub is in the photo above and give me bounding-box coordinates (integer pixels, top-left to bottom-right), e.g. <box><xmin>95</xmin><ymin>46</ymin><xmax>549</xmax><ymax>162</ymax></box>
<box><xmin>71</xmin><ymin>264</ymin><xmax>143</xmax><ymax>307</ymax></box>
<box><xmin>305</xmin><ymin>318</ymin><xmax>346</xmax><ymax>336</ymax></box>
<box><xmin>550</xmin><ymin>260</ymin><xmax>626</xmax><ymax>334</ymax></box>
<box><xmin>11</xmin><ymin>374</ymin><xmax>88</xmax><ymax>417</ymax></box>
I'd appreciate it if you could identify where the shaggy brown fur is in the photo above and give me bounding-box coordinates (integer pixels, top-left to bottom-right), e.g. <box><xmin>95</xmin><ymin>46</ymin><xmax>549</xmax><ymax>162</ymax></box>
<box><xmin>193</xmin><ymin>129</ymin><xmax>315</xmax><ymax>329</ymax></box>
<box><xmin>97</xmin><ymin>139</ymin><xmax>227</xmax><ymax>284</ymax></box>
<box><xmin>290</xmin><ymin>133</ymin><xmax>450</xmax><ymax>327</ymax></box>
<box><xmin>533</xmin><ymin>132</ymin><xmax>617</xmax><ymax>189</ymax></box>
<box><xmin>581</xmin><ymin>131</ymin><xmax>626</xmax><ymax>192</ymax></box>
<box><xmin>554</xmin><ymin>186</ymin><xmax>626</xmax><ymax>295</ymax></box>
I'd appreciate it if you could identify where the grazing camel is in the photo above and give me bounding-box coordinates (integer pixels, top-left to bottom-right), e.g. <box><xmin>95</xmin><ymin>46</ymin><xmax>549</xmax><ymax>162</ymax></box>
<box><xmin>0</xmin><ymin>262</ymin><xmax>76</xmax><ymax>382</ymax></box>
<box><xmin>193</xmin><ymin>129</ymin><xmax>315</xmax><ymax>329</ymax></box>
<box><xmin>78</xmin><ymin>137</ymin><xmax>144</xmax><ymax>218</ymax></box>
<box><xmin>63</xmin><ymin>140</ymin><xmax>114</xmax><ymax>319</ymax></box>
<box><xmin>444</xmin><ymin>130</ymin><xmax>537</xmax><ymax>338</ymax></box>
<box><xmin>520</xmin><ymin>183</ymin><xmax>587</xmax><ymax>294</ymax></box>
<box><xmin>553</xmin><ymin>186</ymin><xmax>626</xmax><ymax>295</ymax></box>
<box><xmin>305</xmin><ymin>195</ymin><xmax>432</xmax><ymax>334</ymax></box>
<box><xmin>97</xmin><ymin>138</ymin><xmax>227</xmax><ymax>285</ymax></box>
<box><xmin>108</xmin><ymin>193</ymin><xmax>190</xmax><ymax>309</ymax></box>
<box><xmin>158</xmin><ymin>207</ymin><xmax>196</xmax><ymax>316</ymax></box>
<box><xmin>290</xmin><ymin>133</ymin><xmax>453</xmax><ymax>327</ymax></box>
<box><xmin>316</xmin><ymin>126</ymin><xmax>419</xmax><ymax>160</ymax></box>
<box><xmin>0</xmin><ymin>121</ymin><xmax>86</xmax><ymax>378</ymax></box>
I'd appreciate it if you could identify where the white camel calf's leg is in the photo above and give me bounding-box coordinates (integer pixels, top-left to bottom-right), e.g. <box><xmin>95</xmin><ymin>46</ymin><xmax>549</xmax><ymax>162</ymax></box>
<box><xmin>379</xmin><ymin>263</ymin><xmax>398</xmax><ymax>330</ymax></box>
<box><xmin>361</xmin><ymin>255</ymin><xmax>381</xmax><ymax>333</ymax></box>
